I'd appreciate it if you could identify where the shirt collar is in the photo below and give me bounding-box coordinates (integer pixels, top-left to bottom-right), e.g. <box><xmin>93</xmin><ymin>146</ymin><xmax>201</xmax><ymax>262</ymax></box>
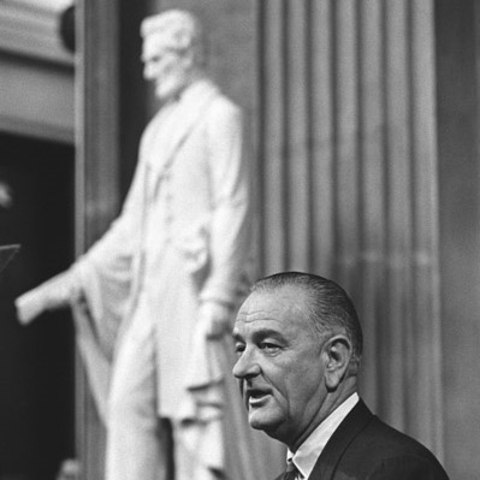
<box><xmin>287</xmin><ymin>392</ymin><xmax>359</xmax><ymax>480</ymax></box>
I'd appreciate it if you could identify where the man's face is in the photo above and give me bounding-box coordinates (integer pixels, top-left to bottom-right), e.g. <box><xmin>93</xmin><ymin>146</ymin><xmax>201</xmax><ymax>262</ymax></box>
<box><xmin>142</xmin><ymin>33</ymin><xmax>191</xmax><ymax>101</ymax></box>
<box><xmin>232</xmin><ymin>286</ymin><xmax>329</xmax><ymax>448</ymax></box>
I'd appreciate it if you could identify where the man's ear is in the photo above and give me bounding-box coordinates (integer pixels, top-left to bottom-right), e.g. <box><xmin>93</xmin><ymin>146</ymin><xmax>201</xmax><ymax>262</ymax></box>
<box><xmin>323</xmin><ymin>334</ymin><xmax>353</xmax><ymax>391</ymax></box>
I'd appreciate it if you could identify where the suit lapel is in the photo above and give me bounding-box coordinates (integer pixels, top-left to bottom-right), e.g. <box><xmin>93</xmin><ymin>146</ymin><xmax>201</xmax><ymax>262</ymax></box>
<box><xmin>308</xmin><ymin>400</ymin><xmax>374</xmax><ymax>480</ymax></box>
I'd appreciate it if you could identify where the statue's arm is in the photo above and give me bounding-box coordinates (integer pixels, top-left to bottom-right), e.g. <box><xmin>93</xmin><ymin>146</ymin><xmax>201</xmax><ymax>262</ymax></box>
<box><xmin>16</xmin><ymin>135</ymin><xmax>149</xmax><ymax>325</ymax></box>
<box><xmin>15</xmin><ymin>268</ymin><xmax>81</xmax><ymax>325</ymax></box>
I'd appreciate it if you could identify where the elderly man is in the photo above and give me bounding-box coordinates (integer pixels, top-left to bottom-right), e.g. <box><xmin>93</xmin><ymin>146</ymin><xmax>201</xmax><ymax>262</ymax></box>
<box><xmin>233</xmin><ymin>272</ymin><xmax>450</xmax><ymax>480</ymax></box>
<box><xmin>16</xmin><ymin>9</ymin><xmax>252</xmax><ymax>480</ymax></box>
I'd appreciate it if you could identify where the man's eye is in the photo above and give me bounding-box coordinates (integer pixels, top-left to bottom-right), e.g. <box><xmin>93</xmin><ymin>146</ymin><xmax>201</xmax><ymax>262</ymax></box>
<box><xmin>234</xmin><ymin>343</ymin><xmax>245</xmax><ymax>355</ymax></box>
<box><xmin>260</xmin><ymin>342</ymin><xmax>281</xmax><ymax>353</ymax></box>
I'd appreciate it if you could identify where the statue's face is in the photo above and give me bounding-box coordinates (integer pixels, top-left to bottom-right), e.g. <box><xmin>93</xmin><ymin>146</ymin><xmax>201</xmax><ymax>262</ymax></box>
<box><xmin>142</xmin><ymin>33</ymin><xmax>192</xmax><ymax>101</ymax></box>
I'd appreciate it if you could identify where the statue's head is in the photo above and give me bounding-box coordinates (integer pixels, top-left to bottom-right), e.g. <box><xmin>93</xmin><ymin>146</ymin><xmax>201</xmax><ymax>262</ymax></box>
<box><xmin>140</xmin><ymin>10</ymin><xmax>205</xmax><ymax>101</ymax></box>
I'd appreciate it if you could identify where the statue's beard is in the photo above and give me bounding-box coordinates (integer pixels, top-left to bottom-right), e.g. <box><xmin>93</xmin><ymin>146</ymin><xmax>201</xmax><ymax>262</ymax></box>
<box><xmin>155</xmin><ymin>69</ymin><xmax>190</xmax><ymax>101</ymax></box>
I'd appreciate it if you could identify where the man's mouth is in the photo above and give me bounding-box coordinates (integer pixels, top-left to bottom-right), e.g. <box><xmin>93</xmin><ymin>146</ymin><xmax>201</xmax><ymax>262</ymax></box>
<box><xmin>246</xmin><ymin>389</ymin><xmax>270</xmax><ymax>407</ymax></box>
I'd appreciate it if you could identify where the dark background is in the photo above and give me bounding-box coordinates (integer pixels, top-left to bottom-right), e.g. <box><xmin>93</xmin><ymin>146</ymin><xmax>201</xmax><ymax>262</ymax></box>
<box><xmin>0</xmin><ymin>132</ymin><xmax>75</xmax><ymax>480</ymax></box>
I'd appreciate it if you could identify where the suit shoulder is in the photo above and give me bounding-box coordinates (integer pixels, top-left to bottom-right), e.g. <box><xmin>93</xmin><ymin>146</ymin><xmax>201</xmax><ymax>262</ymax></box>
<box><xmin>366</xmin><ymin>454</ymin><xmax>450</xmax><ymax>479</ymax></box>
<box><xmin>353</xmin><ymin>417</ymin><xmax>449</xmax><ymax>478</ymax></box>
<box><xmin>365</xmin><ymin>416</ymin><xmax>435</xmax><ymax>453</ymax></box>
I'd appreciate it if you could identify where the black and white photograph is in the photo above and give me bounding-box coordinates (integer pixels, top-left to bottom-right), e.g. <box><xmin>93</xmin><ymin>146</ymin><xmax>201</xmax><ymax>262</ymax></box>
<box><xmin>0</xmin><ymin>1</ymin><xmax>475</xmax><ymax>479</ymax></box>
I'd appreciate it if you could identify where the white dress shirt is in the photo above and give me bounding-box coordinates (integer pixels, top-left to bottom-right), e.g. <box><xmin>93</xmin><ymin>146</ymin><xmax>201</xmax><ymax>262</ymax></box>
<box><xmin>286</xmin><ymin>392</ymin><xmax>360</xmax><ymax>480</ymax></box>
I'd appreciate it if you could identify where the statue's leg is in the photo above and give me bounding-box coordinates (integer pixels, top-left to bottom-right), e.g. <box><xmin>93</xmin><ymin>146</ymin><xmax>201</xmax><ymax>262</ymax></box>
<box><xmin>105</xmin><ymin>303</ymin><xmax>171</xmax><ymax>480</ymax></box>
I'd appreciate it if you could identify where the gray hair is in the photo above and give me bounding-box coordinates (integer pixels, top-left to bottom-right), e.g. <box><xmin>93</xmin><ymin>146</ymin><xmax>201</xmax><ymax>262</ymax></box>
<box><xmin>252</xmin><ymin>272</ymin><xmax>363</xmax><ymax>367</ymax></box>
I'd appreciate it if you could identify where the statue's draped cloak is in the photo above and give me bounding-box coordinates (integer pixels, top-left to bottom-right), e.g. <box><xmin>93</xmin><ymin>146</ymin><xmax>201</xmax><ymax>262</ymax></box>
<box><xmin>70</xmin><ymin>79</ymin><xmax>283</xmax><ymax>478</ymax></box>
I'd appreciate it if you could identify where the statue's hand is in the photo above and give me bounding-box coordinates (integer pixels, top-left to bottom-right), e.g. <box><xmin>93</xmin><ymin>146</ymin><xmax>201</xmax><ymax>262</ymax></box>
<box><xmin>15</xmin><ymin>287</ymin><xmax>50</xmax><ymax>325</ymax></box>
<box><xmin>198</xmin><ymin>301</ymin><xmax>233</xmax><ymax>340</ymax></box>
<box><xmin>15</xmin><ymin>270</ymin><xmax>76</xmax><ymax>325</ymax></box>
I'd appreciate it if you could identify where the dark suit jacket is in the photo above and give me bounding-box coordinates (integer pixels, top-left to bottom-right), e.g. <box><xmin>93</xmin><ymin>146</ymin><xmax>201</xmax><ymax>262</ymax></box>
<box><xmin>276</xmin><ymin>399</ymin><xmax>449</xmax><ymax>480</ymax></box>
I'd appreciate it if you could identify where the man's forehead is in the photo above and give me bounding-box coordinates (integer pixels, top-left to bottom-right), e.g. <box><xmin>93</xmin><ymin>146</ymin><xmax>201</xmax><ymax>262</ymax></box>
<box><xmin>235</xmin><ymin>304</ymin><xmax>282</xmax><ymax>325</ymax></box>
<box><xmin>235</xmin><ymin>286</ymin><xmax>309</xmax><ymax>325</ymax></box>
<box><xmin>233</xmin><ymin>309</ymin><xmax>288</xmax><ymax>340</ymax></box>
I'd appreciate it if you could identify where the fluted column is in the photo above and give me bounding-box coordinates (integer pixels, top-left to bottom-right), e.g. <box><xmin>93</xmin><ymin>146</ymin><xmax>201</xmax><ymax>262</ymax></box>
<box><xmin>76</xmin><ymin>0</ymin><xmax>120</xmax><ymax>478</ymax></box>
<box><xmin>257</xmin><ymin>0</ymin><xmax>443</xmax><ymax>456</ymax></box>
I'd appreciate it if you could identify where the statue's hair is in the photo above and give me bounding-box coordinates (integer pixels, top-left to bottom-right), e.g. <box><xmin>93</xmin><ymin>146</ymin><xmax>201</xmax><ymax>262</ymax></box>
<box><xmin>252</xmin><ymin>272</ymin><xmax>363</xmax><ymax>368</ymax></box>
<box><xmin>140</xmin><ymin>9</ymin><xmax>205</xmax><ymax>66</ymax></box>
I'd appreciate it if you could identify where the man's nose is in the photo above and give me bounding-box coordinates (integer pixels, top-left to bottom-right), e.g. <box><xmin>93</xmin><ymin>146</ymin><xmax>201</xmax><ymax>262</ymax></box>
<box><xmin>233</xmin><ymin>348</ymin><xmax>260</xmax><ymax>379</ymax></box>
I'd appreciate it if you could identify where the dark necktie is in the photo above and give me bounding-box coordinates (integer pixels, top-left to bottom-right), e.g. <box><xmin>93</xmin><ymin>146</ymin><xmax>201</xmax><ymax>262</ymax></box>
<box><xmin>283</xmin><ymin>460</ymin><xmax>299</xmax><ymax>480</ymax></box>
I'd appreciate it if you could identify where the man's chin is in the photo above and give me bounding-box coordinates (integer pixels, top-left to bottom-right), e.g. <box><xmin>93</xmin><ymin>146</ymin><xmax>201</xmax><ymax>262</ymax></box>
<box><xmin>247</xmin><ymin>409</ymin><xmax>281</xmax><ymax>434</ymax></box>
